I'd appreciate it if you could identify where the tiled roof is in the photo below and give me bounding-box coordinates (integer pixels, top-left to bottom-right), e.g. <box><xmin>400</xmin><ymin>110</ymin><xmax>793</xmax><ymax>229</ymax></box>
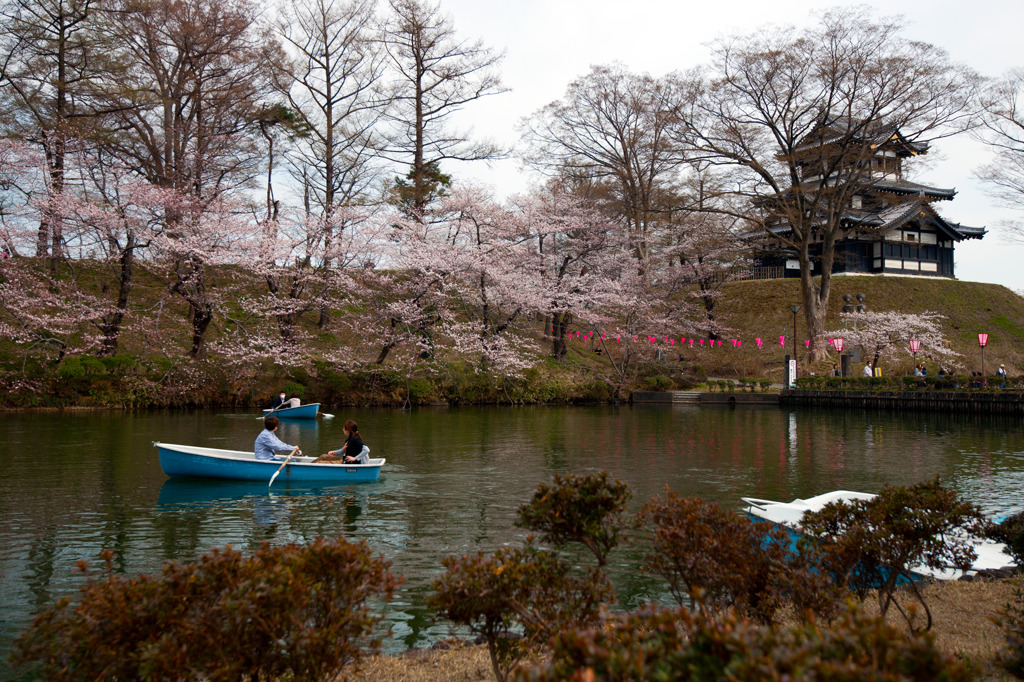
<box><xmin>792</xmin><ymin>119</ymin><xmax>930</xmax><ymax>156</ymax></box>
<box><xmin>869</xmin><ymin>177</ymin><xmax>955</xmax><ymax>199</ymax></box>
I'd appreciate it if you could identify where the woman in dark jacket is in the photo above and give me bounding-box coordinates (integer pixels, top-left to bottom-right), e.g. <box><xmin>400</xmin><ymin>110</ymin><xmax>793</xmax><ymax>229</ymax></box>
<box><xmin>315</xmin><ymin>420</ymin><xmax>365</xmax><ymax>463</ymax></box>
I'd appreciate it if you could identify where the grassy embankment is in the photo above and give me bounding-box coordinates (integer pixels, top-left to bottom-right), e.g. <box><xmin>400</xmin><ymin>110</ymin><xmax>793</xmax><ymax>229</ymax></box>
<box><xmin>2</xmin><ymin>262</ymin><xmax>1022</xmax><ymax>408</ymax></box>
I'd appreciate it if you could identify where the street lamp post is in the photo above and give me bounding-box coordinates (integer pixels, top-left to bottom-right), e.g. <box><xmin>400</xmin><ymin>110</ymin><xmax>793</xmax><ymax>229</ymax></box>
<box><xmin>978</xmin><ymin>333</ymin><xmax>989</xmax><ymax>378</ymax></box>
<box><xmin>789</xmin><ymin>304</ymin><xmax>802</xmax><ymax>386</ymax></box>
<box><xmin>909</xmin><ymin>339</ymin><xmax>921</xmax><ymax>367</ymax></box>
<box><xmin>835</xmin><ymin>337</ymin><xmax>846</xmax><ymax>377</ymax></box>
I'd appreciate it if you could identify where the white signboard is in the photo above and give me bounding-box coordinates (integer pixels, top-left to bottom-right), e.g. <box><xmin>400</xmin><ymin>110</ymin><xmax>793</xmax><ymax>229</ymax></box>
<box><xmin>788</xmin><ymin>359</ymin><xmax>797</xmax><ymax>388</ymax></box>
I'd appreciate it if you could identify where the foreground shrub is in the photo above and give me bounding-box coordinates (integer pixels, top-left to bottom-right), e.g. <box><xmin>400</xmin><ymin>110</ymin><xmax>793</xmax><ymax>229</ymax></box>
<box><xmin>997</xmin><ymin>579</ymin><xmax>1024</xmax><ymax>679</ymax></box>
<box><xmin>516</xmin><ymin>472</ymin><xmax>632</xmax><ymax>569</ymax></box>
<box><xmin>986</xmin><ymin>510</ymin><xmax>1024</xmax><ymax>568</ymax></box>
<box><xmin>638</xmin><ymin>491</ymin><xmax>839</xmax><ymax>624</ymax></box>
<box><xmin>521</xmin><ymin>604</ymin><xmax>971</xmax><ymax>681</ymax></box>
<box><xmin>800</xmin><ymin>478</ymin><xmax>988</xmax><ymax>631</ymax></box>
<box><xmin>432</xmin><ymin>473</ymin><xmax>630</xmax><ymax>681</ymax></box>
<box><xmin>429</xmin><ymin>542</ymin><xmax>612</xmax><ymax>682</ymax></box>
<box><xmin>11</xmin><ymin>537</ymin><xmax>397</xmax><ymax>681</ymax></box>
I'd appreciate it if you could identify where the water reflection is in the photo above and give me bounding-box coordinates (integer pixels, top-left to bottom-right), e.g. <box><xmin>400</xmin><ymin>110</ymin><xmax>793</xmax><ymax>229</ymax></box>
<box><xmin>2</xmin><ymin>405</ymin><xmax>1024</xmax><ymax>681</ymax></box>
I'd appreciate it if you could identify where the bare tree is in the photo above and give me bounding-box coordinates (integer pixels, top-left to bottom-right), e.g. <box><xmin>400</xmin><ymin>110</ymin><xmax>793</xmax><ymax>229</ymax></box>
<box><xmin>382</xmin><ymin>0</ymin><xmax>506</xmax><ymax>217</ymax></box>
<box><xmin>975</xmin><ymin>69</ymin><xmax>1024</xmax><ymax>242</ymax></box>
<box><xmin>0</xmin><ymin>0</ymin><xmax>110</xmax><ymax>259</ymax></box>
<box><xmin>271</xmin><ymin>0</ymin><xmax>387</xmax><ymax>329</ymax></box>
<box><xmin>677</xmin><ymin>9</ymin><xmax>978</xmax><ymax>359</ymax></box>
<box><xmin>274</xmin><ymin>0</ymin><xmax>385</xmax><ymax>215</ymax></box>
<box><xmin>521</xmin><ymin>64</ymin><xmax>688</xmax><ymax>268</ymax></box>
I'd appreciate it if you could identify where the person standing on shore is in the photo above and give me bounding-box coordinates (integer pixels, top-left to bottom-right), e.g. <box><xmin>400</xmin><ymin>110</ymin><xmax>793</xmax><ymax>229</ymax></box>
<box><xmin>864</xmin><ymin>362</ymin><xmax>873</xmax><ymax>378</ymax></box>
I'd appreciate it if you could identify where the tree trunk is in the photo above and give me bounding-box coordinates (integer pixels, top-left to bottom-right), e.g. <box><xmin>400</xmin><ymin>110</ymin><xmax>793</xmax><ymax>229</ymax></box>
<box><xmin>97</xmin><ymin>232</ymin><xmax>136</xmax><ymax>356</ymax></box>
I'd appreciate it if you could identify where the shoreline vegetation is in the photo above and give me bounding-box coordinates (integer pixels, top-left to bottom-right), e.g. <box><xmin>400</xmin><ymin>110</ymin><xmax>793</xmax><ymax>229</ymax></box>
<box><xmin>2</xmin><ymin>269</ymin><xmax>1023</xmax><ymax>411</ymax></box>
<box><xmin>352</xmin><ymin>576</ymin><xmax>1018</xmax><ymax>681</ymax></box>
<box><xmin>12</xmin><ymin>476</ymin><xmax>1023</xmax><ymax>681</ymax></box>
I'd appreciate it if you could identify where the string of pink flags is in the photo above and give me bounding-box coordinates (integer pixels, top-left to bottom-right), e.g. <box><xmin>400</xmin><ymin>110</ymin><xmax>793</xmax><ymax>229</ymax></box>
<box><xmin>561</xmin><ymin>330</ymin><xmax>855</xmax><ymax>349</ymax></box>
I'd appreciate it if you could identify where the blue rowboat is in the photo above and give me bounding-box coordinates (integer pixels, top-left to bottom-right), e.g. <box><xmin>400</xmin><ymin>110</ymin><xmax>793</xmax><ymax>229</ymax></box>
<box><xmin>155</xmin><ymin>442</ymin><xmax>384</xmax><ymax>483</ymax></box>
<box><xmin>262</xmin><ymin>403</ymin><xmax>320</xmax><ymax>419</ymax></box>
<box><xmin>742</xmin><ymin>490</ymin><xmax>1015</xmax><ymax>580</ymax></box>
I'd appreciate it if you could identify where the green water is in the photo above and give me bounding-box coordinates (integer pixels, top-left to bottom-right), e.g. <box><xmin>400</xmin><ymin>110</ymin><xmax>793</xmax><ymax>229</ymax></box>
<box><xmin>2</xmin><ymin>405</ymin><xmax>1022</xmax><ymax>677</ymax></box>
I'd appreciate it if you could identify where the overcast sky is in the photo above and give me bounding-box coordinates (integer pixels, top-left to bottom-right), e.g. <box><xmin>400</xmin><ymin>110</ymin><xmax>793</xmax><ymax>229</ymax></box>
<box><xmin>434</xmin><ymin>0</ymin><xmax>1024</xmax><ymax>292</ymax></box>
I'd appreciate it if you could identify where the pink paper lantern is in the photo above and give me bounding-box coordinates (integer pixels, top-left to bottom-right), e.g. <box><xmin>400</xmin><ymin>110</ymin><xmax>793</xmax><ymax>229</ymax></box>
<box><xmin>616</xmin><ymin>335</ymin><xmax>621</xmax><ymax>342</ymax></box>
<box><xmin>909</xmin><ymin>339</ymin><xmax>921</xmax><ymax>353</ymax></box>
<box><xmin>699</xmin><ymin>339</ymin><xmax>704</xmax><ymax>346</ymax></box>
<box><xmin>737</xmin><ymin>340</ymin><xmax>742</xmax><ymax>348</ymax></box>
<box><xmin>804</xmin><ymin>339</ymin><xmax>810</xmax><ymax>348</ymax></box>
<box><xmin>688</xmin><ymin>339</ymin><xmax>694</xmax><ymax>347</ymax></box>
<box><xmin>755</xmin><ymin>337</ymin><xmax>762</xmax><ymax>347</ymax></box>
<box><xmin>978</xmin><ymin>333</ymin><xmax>989</xmax><ymax>347</ymax></box>
<box><xmin>834</xmin><ymin>338</ymin><xmax>845</xmax><ymax>353</ymax></box>
<box><xmin>670</xmin><ymin>338</ymin><xmax>675</xmax><ymax>345</ymax></box>
<box><xmin>779</xmin><ymin>335</ymin><xmax>786</xmax><ymax>346</ymax></box>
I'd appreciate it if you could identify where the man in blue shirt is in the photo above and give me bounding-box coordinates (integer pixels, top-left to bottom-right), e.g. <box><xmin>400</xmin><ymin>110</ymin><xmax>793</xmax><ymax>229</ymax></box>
<box><xmin>254</xmin><ymin>416</ymin><xmax>298</xmax><ymax>461</ymax></box>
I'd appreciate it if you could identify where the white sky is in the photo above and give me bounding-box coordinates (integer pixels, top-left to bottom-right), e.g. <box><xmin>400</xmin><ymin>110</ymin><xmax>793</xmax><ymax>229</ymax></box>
<box><xmin>435</xmin><ymin>0</ymin><xmax>1024</xmax><ymax>292</ymax></box>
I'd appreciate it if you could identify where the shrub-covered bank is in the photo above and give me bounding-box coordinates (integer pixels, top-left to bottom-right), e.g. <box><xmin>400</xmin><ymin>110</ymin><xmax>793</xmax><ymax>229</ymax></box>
<box><xmin>0</xmin><ymin>353</ymin><xmax>708</xmax><ymax>409</ymax></box>
<box><xmin>13</xmin><ymin>476</ymin><xmax>1023</xmax><ymax>681</ymax></box>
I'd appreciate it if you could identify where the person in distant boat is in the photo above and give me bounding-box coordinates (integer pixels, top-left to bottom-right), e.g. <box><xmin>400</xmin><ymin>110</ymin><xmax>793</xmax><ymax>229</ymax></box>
<box><xmin>270</xmin><ymin>391</ymin><xmax>288</xmax><ymax>409</ymax></box>
<box><xmin>254</xmin><ymin>415</ymin><xmax>298</xmax><ymax>461</ymax></box>
<box><xmin>286</xmin><ymin>393</ymin><xmax>301</xmax><ymax>408</ymax></box>
<box><xmin>863</xmin><ymin>362</ymin><xmax>873</xmax><ymax>378</ymax></box>
<box><xmin>313</xmin><ymin>420</ymin><xmax>366</xmax><ymax>464</ymax></box>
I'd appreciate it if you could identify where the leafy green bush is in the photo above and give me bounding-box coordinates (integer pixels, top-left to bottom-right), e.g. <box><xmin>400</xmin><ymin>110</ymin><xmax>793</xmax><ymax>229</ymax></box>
<box><xmin>799</xmin><ymin>478</ymin><xmax>988</xmax><ymax>632</ymax></box>
<box><xmin>100</xmin><ymin>354</ymin><xmax>138</xmax><ymax>373</ymax></box>
<box><xmin>56</xmin><ymin>356</ymin><xmax>85</xmax><ymax>381</ymax></box>
<box><xmin>759</xmin><ymin>378</ymin><xmax>773</xmax><ymax>391</ymax></box>
<box><xmin>283</xmin><ymin>380</ymin><xmax>306</xmax><ymax>398</ymax></box>
<box><xmin>80</xmin><ymin>356</ymin><xmax>106</xmax><ymax>375</ymax></box>
<box><xmin>645</xmin><ymin>374</ymin><xmax>672</xmax><ymax>391</ymax></box>
<box><xmin>638</xmin><ymin>492</ymin><xmax>838</xmax><ymax>624</ymax></box>
<box><xmin>11</xmin><ymin>537</ymin><xmax>397</xmax><ymax>682</ymax></box>
<box><xmin>406</xmin><ymin>377</ymin><xmax>434</xmax><ymax>402</ymax></box>
<box><xmin>522</xmin><ymin>604</ymin><xmax>971</xmax><ymax>681</ymax></box>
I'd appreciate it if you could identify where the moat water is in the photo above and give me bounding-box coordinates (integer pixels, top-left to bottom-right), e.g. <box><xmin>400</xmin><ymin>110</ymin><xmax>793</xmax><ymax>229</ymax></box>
<box><xmin>2</xmin><ymin>405</ymin><xmax>1022</xmax><ymax>678</ymax></box>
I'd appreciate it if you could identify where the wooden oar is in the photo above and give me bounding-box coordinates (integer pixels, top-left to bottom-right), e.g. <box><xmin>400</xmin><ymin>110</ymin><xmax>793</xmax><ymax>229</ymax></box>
<box><xmin>269</xmin><ymin>446</ymin><xmax>300</xmax><ymax>488</ymax></box>
<box><xmin>260</xmin><ymin>403</ymin><xmax>286</xmax><ymax>419</ymax></box>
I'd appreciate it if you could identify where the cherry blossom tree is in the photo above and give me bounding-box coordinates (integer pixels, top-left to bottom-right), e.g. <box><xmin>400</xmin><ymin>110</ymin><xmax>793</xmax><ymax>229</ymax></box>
<box><xmin>825</xmin><ymin>310</ymin><xmax>962</xmax><ymax>373</ymax></box>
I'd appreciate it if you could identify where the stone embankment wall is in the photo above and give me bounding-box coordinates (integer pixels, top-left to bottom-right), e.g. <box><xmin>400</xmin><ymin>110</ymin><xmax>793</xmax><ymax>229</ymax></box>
<box><xmin>632</xmin><ymin>390</ymin><xmax>1024</xmax><ymax>414</ymax></box>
